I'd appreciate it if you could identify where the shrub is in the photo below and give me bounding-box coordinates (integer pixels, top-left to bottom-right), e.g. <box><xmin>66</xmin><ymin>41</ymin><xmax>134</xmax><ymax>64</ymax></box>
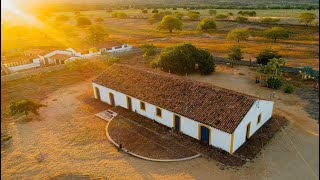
<box><xmin>55</xmin><ymin>15</ymin><xmax>69</xmax><ymax>22</ymax></box>
<box><xmin>173</xmin><ymin>12</ymin><xmax>184</xmax><ymax>19</ymax></box>
<box><xmin>283</xmin><ymin>84</ymin><xmax>295</xmax><ymax>93</ymax></box>
<box><xmin>162</xmin><ymin>10</ymin><xmax>173</xmax><ymax>15</ymax></box>
<box><xmin>227</xmin><ymin>45</ymin><xmax>243</xmax><ymax>67</ymax></box>
<box><xmin>216</xmin><ymin>14</ymin><xmax>228</xmax><ymax>19</ymax></box>
<box><xmin>1</xmin><ymin>135</ymin><xmax>12</xmax><ymax>143</ymax></box>
<box><xmin>256</xmin><ymin>48</ymin><xmax>282</xmax><ymax>65</ymax></box>
<box><xmin>197</xmin><ymin>18</ymin><xmax>217</xmax><ymax>31</ymax></box>
<box><xmin>65</xmin><ymin>59</ymin><xmax>109</xmax><ymax>72</ymax></box>
<box><xmin>228</xmin><ymin>12</ymin><xmax>234</xmax><ymax>16</ymax></box>
<box><xmin>267</xmin><ymin>78</ymin><xmax>282</xmax><ymax>89</ymax></box>
<box><xmin>8</xmin><ymin>99</ymin><xmax>47</xmax><ymax>116</ymax></box>
<box><xmin>238</xmin><ymin>11</ymin><xmax>256</xmax><ymax>17</ymax></box>
<box><xmin>227</xmin><ymin>28</ymin><xmax>250</xmax><ymax>43</ymax></box>
<box><xmin>141</xmin><ymin>43</ymin><xmax>157</xmax><ymax>58</ymax></box>
<box><xmin>187</xmin><ymin>11</ymin><xmax>200</xmax><ymax>21</ymax></box>
<box><xmin>95</xmin><ymin>17</ymin><xmax>104</xmax><ymax>22</ymax></box>
<box><xmin>172</xmin><ymin>7</ymin><xmax>177</xmax><ymax>10</ymax></box>
<box><xmin>236</xmin><ymin>16</ymin><xmax>248</xmax><ymax>23</ymax></box>
<box><xmin>152</xmin><ymin>9</ymin><xmax>159</xmax><ymax>13</ymax></box>
<box><xmin>142</xmin><ymin>9</ymin><xmax>148</xmax><ymax>13</ymax></box>
<box><xmin>111</xmin><ymin>12</ymin><xmax>128</xmax><ymax>19</ymax></box>
<box><xmin>108</xmin><ymin>57</ymin><xmax>120</xmax><ymax>65</ymax></box>
<box><xmin>76</xmin><ymin>16</ymin><xmax>92</xmax><ymax>26</ymax></box>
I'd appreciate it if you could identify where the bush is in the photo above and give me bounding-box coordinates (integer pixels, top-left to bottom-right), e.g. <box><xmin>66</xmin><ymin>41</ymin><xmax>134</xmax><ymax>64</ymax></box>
<box><xmin>141</xmin><ymin>43</ymin><xmax>157</xmax><ymax>58</ymax></box>
<box><xmin>256</xmin><ymin>48</ymin><xmax>282</xmax><ymax>65</ymax></box>
<box><xmin>77</xmin><ymin>16</ymin><xmax>92</xmax><ymax>26</ymax></box>
<box><xmin>95</xmin><ymin>17</ymin><xmax>104</xmax><ymax>22</ymax></box>
<box><xmin>208</xmin><ymin>9</ymin><xmax>217</xmax><ymax>16</ymax></box>
<box><xmin>152</xmin><ymin>9</ymin><xmax>159</xmax><ymax>13</ymax></box>
<box><xmin>236</xmin><ymin>16</ymin><xmax>248</xmax><ymax>23</ymax></box>
<box><xmin>162</xmin><ymin>10</ymin><xmax>173</xmax><ymax>15</ymax></box>
<box><xmin>111</xmin><ymin>12</ymin><xmax>128</xmax><ymax>19</ymax></box>
<box><xmin>1</xmin><ymin>135</ymin><xmax>12</xmax><ymax>143</ymax></box>
<box><xmin>8</xmin><ymin>99</ymin><xmax>47</xmax><ymax>116</ymax></box>
<box><xmin>197</xmin><ymin>18</ymin><xmax>217</xmax><ymax>31</ymax></box>
<box><xmin>157</xmin><ymin>15</ymin><xmax>183</xmax><ymax>33</ymax></box>
<box><xmin>283</xmin><ymin>84</ymin><xmax>294</xmax><ymax>93</ymax></box>
<box><xmin>216</xmin><ymin>14</ymin><xmax>228</xmax><ymax>19</ymax></box>
<box><xmin>142</xmin><ymin>9</ymin><xmax>148</xmax><ymax>13</ymax></box>
<box><xmin>65</xmin><ymin>59</ymin><xmax>109</xmax><ymax>72</ymax></box>
<box><xmin>187</xmin><ymin>11</ymin><xmax>200</xmax><ymax>21</ymax></box>
<box><xmin>108</xmin><ymin>57</ymin><xmax>120</xmax><ymax>65</ymax></box>
<box><xmin>267</xmin><ymin>78</ymin><xmax>282</xmax><ymax>89</ymax></box>
<box><xmin>238</xmin><ymin>11</ymin><xmax>256</xmax><ymax>17</ymax></box>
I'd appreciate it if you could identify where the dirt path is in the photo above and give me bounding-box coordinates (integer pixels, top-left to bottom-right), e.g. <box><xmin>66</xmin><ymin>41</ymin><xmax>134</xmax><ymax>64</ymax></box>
<box><xmin>1</xmin><ymin>69</ymin><xmax>319</xmax><ymax>179</ymax></box>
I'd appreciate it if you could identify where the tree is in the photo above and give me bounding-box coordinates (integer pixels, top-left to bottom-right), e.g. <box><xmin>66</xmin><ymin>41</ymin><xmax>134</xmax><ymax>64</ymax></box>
<box><xmin>256</xmin><ymin>48</ymin><xmax>282</xmax><ymax>65</ymax></box>
<box><xmin>86</xmin><ymin>24</ymin><xmax>109</xmax><ymax>45</ymax></box>
<box><xmin>227</xmin><ymin>45</ymin><xmax>243</xmax><ymax>67</ymax></box>
<box><xmin>162</xmin><ymin>10</ymin><xmax>173</xmax><ymax>15</ymax></box>
<box><xmin>141</xmin><ymin>43</ymin><xmax>157</xmax><ymax>58</ymax></box>
<box><xmin>106</xmin><ymin>9</ymin><xmax>113</xmax><ymax>13</ymax></box>
<box><xmin>187</xmin><ymin>11</ymin><xmax>200</xmax><ymax>21</ymax></box>
<box><xmin>150</xmin><ymin>43</ymin><xmax>214</xmax><ymax>74</ymax></box>
<box><xmin>60</xmin><ymin>24</ymin><xmax>78</xmax><ymax>39</ymax></box>
<box><xmin>299</xmin><ymin>13</ymin><xmax>317</xmax><ymax>26</ymax></box>
<box><xmin>8</xmin><ymin>99</ymin><xmax>46</xmax><ymax>116</ymax></box>
<box><xmin>142</xmin><ymin>9</ymin><xmax>148</xmax><ymax>14</ymax></box>
<box><xmin>157</xmin><ymin>15</ymin><xmax>183</xmax><ymax>33</ymax></box>
<box><xmin>208</xmin><ymin>9</ymin><xmax>217</xmax><ymax>16</ymax></box>
<box><xmin>172</xmin><ymin>7</ymin><xmax>177</xmax><ymax>10</ymax></box>
<box><xmin>77</xmin><ymin>16</ymin><xmax>92</xmax><ymax>26</ymax></box>
<box><xmin>197</xmin><ymin>18</ymin><xmax>217</xmax><ymax>31</ymax></box>
<box><xmin>55</xmin><ymin>15</ymin><xmax>69</xmax><ymax>22</ymax></box>
<box><xmin>263</xmin><ymin>27</ymin><xmax>289</xmax><ymax>42</ymax></box>
<box><xmin>147</xmin><ymin>13</ymin><xmax>165</xmax><ymax>24</ymax></box>
<box><xmin>257</xmin><ymin>58</ymin><xmax>286</xmax><ymax>88</ymax></box>
<box><xmin>152</xmin><ymin>9</ymin><xmax>159</xmax><ymax>13</ymax></box>
<box><xmin>227</xmin><ymin>28</ymin><xmax>250</xmax><ymax>43</ymax></box>
<box><xmin>111</xmin><ymin>12</ymin><xmax>128</xmax><ymax>19</ymax></box>
<box><xmin>261</xmin><ymin>18</ymin><xmax>280</xmax><ymax>24</ymax></box>
<box><xmin>74</xmin><ymin>11</ymin><xmax>80</xmax><ymax>16</ymax></box>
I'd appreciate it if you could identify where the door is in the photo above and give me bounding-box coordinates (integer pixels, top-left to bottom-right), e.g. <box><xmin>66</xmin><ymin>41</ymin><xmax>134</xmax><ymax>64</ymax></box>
<box><xmin>200</xmin><ymin>126</ymin><xmax>210</xmax><ymax>144</ymax></box>
<box><xmin>109</xmin><ymin>93</ymin><xmax>115</xmax><ymax>106</ymax></box>
<box><xmin>174</xmin><ymin>115</ymin><xmax>181</xmax><ymax>131</ymax></box>
<box><xmin>55</xmin><ymin>59</ymin><xmax>60</xmax><ymax>65</ymax></box>
<box><xmin>246</xmin><ymin>122</ymin><xmax>251</xmax><ymax>140</ymax></box>
<box><xmin>44</xmin><ymin>58</ymin><xmax>49</xmax><ymax>66</ymax></box>
<box><xmin>95</xmin><ymin>87</ymin><xmax>100</xmax><ymax>100</ymax></box>
<box><xmin>126</xmin><ymin>96</ymin><xmax>132</xmax><ymax>110</ymax></box>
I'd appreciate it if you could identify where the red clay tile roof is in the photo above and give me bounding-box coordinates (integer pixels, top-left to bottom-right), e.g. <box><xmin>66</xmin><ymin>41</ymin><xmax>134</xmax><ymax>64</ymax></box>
<box><xmin>93</xmin><ymin>64</ymin><xmax>262</xmax><ymax>133</ymax></box>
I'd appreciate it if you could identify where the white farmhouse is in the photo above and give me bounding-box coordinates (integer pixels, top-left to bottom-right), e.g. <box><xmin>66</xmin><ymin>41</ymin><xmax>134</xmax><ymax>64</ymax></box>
<box><xmin>92</xmin><ymin>64</ymin><xmax>274</xmax><ymax>154</ymax></box>
<box><xmin>95</xmin><ymin>40</ymin><xmax>132</xmax><ymax>55</ymax></box>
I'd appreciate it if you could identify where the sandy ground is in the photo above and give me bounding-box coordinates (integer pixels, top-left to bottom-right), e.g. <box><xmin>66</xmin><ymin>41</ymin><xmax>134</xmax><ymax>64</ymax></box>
<box><xmin>1</xmin><ymin>65</ymin><xmax>319</xmax><ymax>179</ymax></box>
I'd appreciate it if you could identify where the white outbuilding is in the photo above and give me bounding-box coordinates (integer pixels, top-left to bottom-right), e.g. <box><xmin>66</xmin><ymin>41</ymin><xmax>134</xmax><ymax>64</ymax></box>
<box><xmin>92</xmin><ymin>64</ymin><xmax>274</xmax><ymax>154</ymax></box>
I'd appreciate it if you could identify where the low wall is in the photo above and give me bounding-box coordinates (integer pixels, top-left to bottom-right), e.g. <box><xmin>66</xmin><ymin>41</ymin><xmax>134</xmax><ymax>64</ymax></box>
<box><xmin>1</xmin><ymin>64</ymin><xmax>65</xmax><ymax>82</ymax></box>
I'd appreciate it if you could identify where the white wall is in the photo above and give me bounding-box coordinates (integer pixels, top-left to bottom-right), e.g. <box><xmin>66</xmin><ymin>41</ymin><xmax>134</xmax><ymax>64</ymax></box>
<box><xmin>8</xmin><ymin>63</ymin><xmax>40</xmax><ymax>72</ymax></box>
<box><xmin>231</xmin><ymin>100</ymin><xmax>274</xmax><ymax>153</ymax></box>
<box><xmin>92</xmin><ymin>83</ymin><xmax>232</xmax><ymax>153</ymax></box>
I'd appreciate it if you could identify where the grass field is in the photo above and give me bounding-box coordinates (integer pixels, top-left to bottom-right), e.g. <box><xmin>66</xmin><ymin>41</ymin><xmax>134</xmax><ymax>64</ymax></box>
<box><xmin>1</xmin><ymin>8</ymin><xmax>319</xmax><ymax>69</ymax></box>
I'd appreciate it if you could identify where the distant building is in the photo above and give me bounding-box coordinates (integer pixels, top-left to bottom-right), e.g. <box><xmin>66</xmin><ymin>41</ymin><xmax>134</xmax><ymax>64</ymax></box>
<box><xmin>95</xmin><ymin>40</ymin><xmax>132</xmax><ymax>55</ymax></box>
<box><xmin>92</xmin><ymin>64</ymin><xmax>274</xmax><ymax>154</ymax></box>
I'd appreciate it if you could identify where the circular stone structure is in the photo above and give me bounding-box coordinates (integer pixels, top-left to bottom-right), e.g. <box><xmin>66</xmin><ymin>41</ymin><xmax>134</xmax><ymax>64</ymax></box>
<box><xmin>106</xmin><ymin>116</ymin><xmax>200</xmax><ymax>162</ymax></box>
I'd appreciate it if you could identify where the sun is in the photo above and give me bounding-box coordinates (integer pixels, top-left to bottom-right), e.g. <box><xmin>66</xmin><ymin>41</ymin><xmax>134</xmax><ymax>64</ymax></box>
<box><xmin>1</xmin><ymin>0</ymin><xmax>17</xmax><ymax>12</ymax></box>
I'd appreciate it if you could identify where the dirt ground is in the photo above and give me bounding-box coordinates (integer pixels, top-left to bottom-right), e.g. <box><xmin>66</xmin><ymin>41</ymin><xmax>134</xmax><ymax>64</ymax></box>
<box><xmin>1</xmin><ymin>65</ymin><xmax>319</xmax><ymax>179</ymax></box>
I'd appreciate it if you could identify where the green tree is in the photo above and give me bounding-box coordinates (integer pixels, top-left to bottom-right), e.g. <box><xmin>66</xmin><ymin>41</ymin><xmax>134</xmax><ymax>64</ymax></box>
<box><xmin>299</xmin><ymin>13</ymin><xmax>317</xmax><ymax>26</ymax></box>
<box><xmin>157</xmin><ymin>15</ymin><xmax>183</xmax><ymax>33</ymax></box>
<box><xmin>197</xmin><ymin>18</ymin><xmax>217</xmax><ymax>31</ymax></box>
<box><xmin>142</xmin><ymin>9</ymin><xmax>148</xmax><ymax>14</ymax></box>
<box><xmin>86</xmin><ymin>24</ymin><xmax>109</xmax><ymax>45</ymax></box>
<box><xmin>8</xmin><ymin>99</ymin><xmax>46</xmax><ymax>116</ymax></box>
<box><xmin>150</xmin><ymin>43</ymin><xmax>214</xmax><ymax>74</ymax></box>
<box><xmin>77</xmin><ymin>16</ymin><xmax>92</xmax><ymax>26</ymax></box>
<box><xmin>162</xmin><ymin>10</ymin><xmax>173</xmax><ymax>15</ymax></box>
<box><xmin>111</xmin><ymin>12</ymin><xmax>128</xmax><ymax>19</ymax></box>
<box><xmin>187</xmin><ymin>11</ymin><xmax>200</xmax><ymax>21</ymax></box>
<box><xmin>141</xmin><ymin>43</ymin><xmax>157</xmax><ymax>58</ymax></box>
<box><xmin>208</xmin><ymin>9</ymin><xmax>217</xmax><ymax>16</ymax></box>
<box><xmin>147</xmin><ymin>13</ymin><xmax>165</xmax><ymax>24</ymax></box>
<box><xmin>227</xmin><ymin>28</ymin><xmax>250</xmax><ymax>43</ymax></box>
<box><xmin>227</xmin><ymin>45</ymin><xmax>243</xmax><ymax>67</ymax></box>
<box><xmin>264</xmin><ymin>27</ymin><xmax>289</xmax><ymax>42</ymax></box>
<box><xmin>256</xmin><ymin>48</ymin><xmax>282</xmax><ymax>65</ymax></box>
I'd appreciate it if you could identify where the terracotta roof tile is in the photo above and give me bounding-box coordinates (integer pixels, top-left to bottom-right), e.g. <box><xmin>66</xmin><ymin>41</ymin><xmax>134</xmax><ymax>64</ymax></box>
<box><xmin>93</xmin><ymin>64</ymin><xmax>264</xmax><ymax>133</ymax></box>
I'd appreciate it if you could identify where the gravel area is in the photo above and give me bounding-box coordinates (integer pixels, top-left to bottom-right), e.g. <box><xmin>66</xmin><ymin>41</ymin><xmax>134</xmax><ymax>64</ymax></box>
<box><xmin>295</xmin><ymin>88</ymin><xmax>319</xmax><ymax>123</ymax></box>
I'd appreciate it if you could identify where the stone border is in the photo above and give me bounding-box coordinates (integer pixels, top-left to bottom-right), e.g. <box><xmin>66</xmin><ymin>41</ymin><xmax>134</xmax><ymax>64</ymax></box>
<box><xmin>106</xmin><ymin>117</ymin><xmax>201</xmax><ymax>162</ymax></box>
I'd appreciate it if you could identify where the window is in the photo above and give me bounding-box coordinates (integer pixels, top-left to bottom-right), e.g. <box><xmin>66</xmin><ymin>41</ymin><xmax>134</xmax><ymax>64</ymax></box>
<box><xmin>140</xmin><ymin>101</ymin><xmax>146</xmax><ymax>111</ymax></box>
<box><xmin>257</xmin><ymin>114</ymin><xmax>262</xmax><ymax>125</ymax></box>
<box><xmin>156</xmin><ymin>107</ymin><xmax>162</xmax><ymax>118</ymax></box>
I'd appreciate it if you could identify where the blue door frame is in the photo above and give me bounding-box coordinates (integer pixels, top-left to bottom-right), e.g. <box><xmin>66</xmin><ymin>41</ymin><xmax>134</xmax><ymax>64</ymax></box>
<box><xmin>174</xmin><ymin>115</ymin><xmax>181</xmax><ymax>131</ymax></box>
<box><xmin>200</xmin><ymin>126</ymin><xmax>210</xmax><ymax>144</ymax></box>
